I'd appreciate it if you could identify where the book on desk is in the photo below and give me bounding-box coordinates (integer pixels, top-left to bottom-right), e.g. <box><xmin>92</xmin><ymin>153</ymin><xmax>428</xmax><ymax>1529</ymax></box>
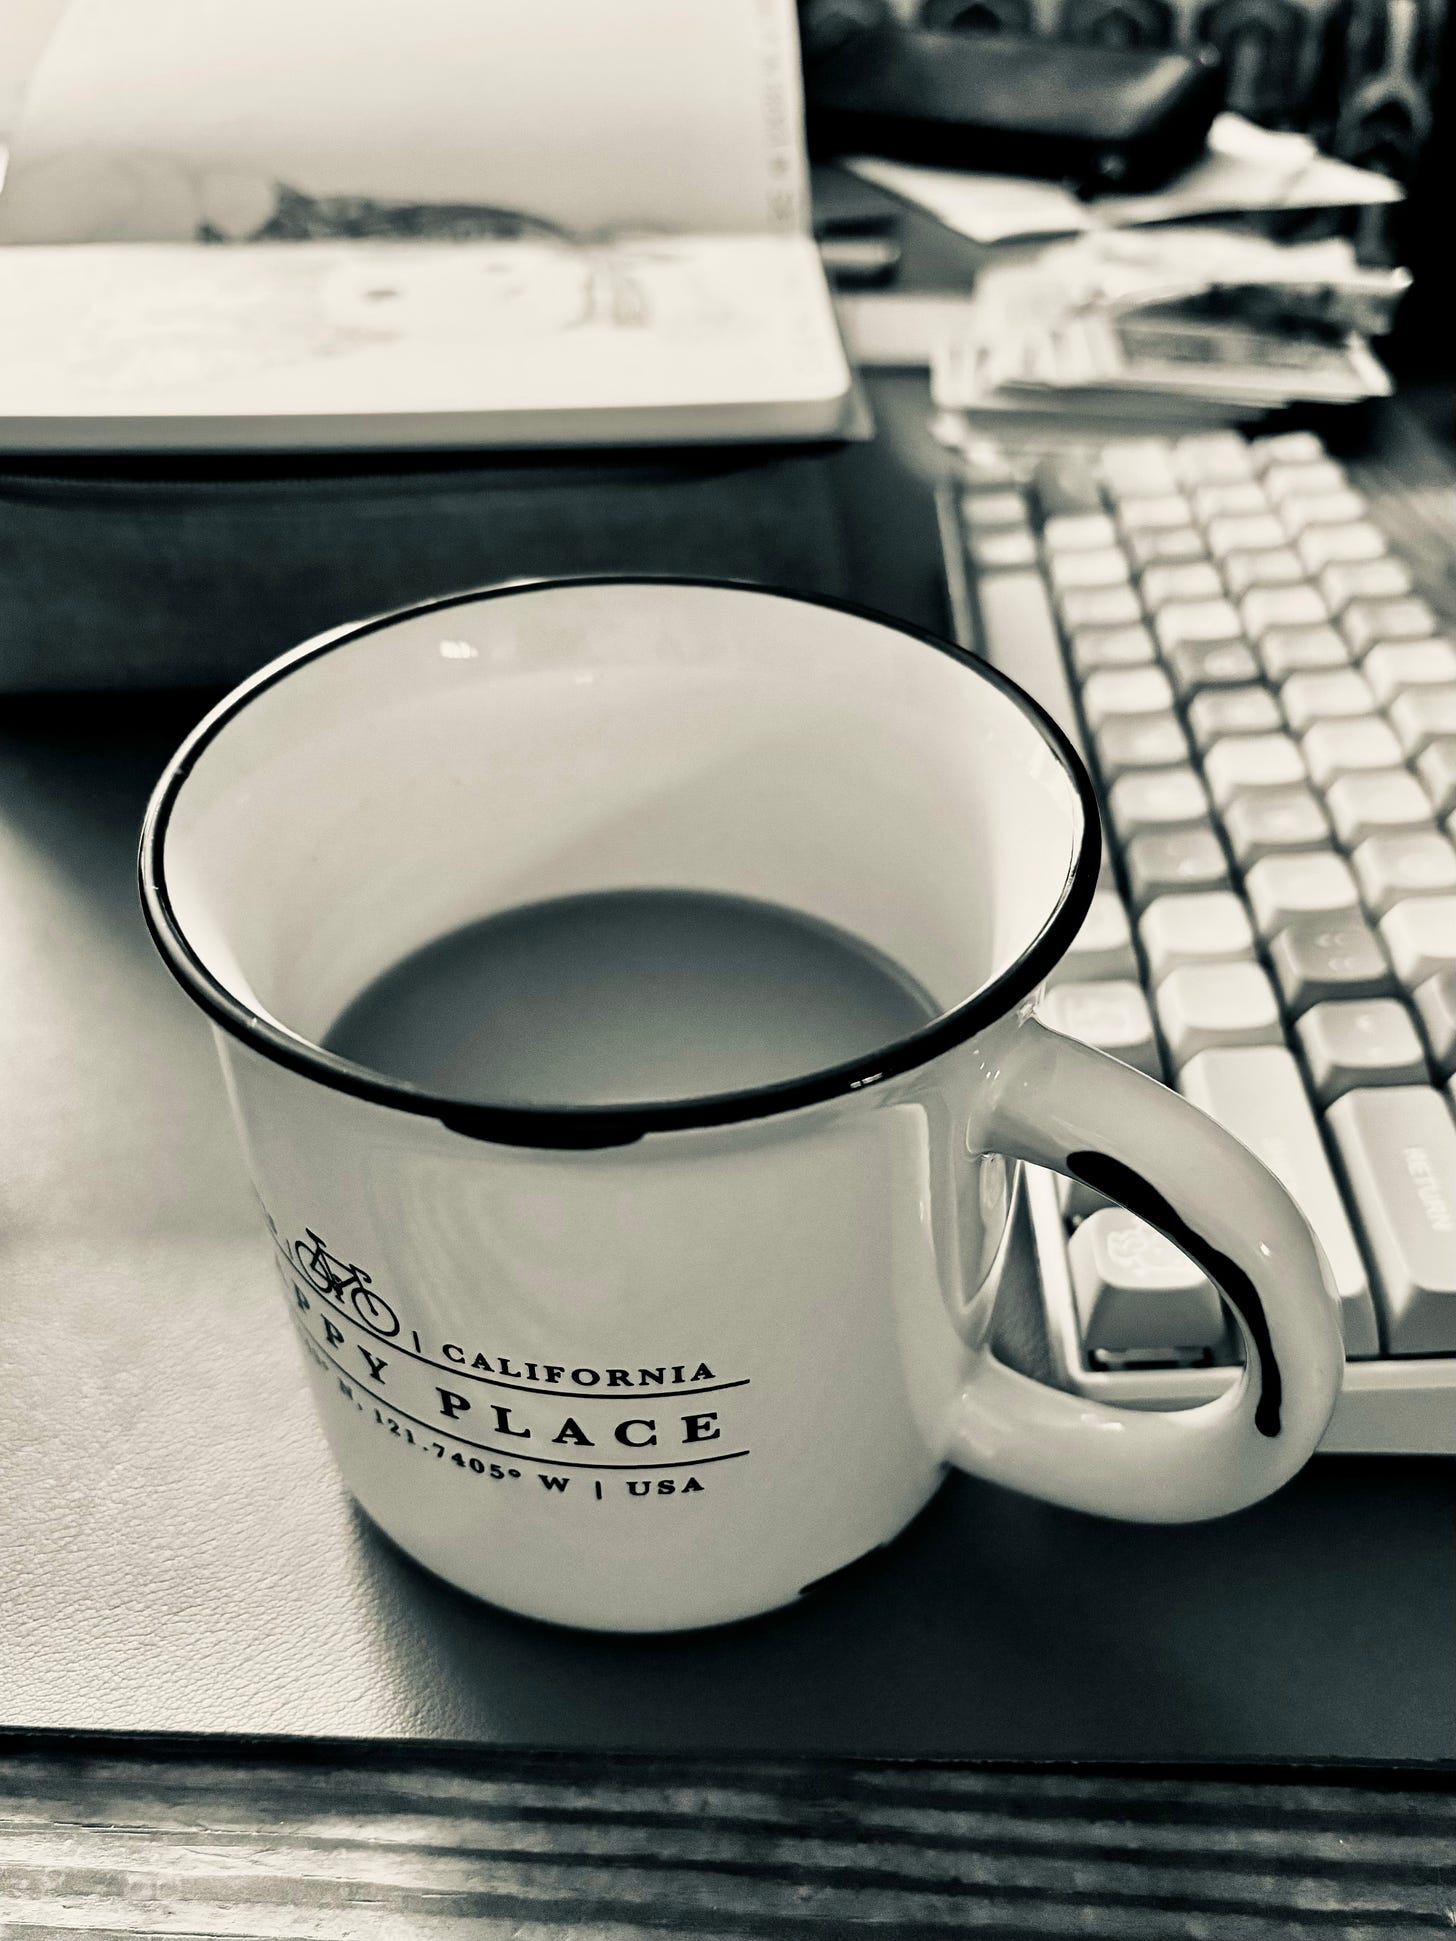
<box><xmin>0</xmin><ymin>0</ymin><xmax>854</xmax><ymax>452</ymax></box>
<box><xmin>0</xmin><ymin>0</ymin><xmax>868</xmax><ymax>690</ymax></box>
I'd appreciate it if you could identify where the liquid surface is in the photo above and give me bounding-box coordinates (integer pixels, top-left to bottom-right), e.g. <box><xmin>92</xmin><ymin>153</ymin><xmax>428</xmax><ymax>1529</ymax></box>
<box><xmin>322</xmin><ymin>888</ymin><xmax>938</xmax><ymax>1107</ymax></box>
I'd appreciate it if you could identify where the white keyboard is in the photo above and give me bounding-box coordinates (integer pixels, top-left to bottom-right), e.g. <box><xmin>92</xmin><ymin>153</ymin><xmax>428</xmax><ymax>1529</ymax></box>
<box><xmin>939</xmin><ymin>427</ymin><xmax>1456</xmax><ymax>1454</ymax></box>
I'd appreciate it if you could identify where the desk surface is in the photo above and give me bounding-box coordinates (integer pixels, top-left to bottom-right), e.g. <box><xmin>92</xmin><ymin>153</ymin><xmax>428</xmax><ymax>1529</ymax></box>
<box><xmin>3</xmin><ymin>364</ymin><xmax>1456</xmax><ymax>1920</ymax></box>
<box><xmin>2</xmin><ymin>1744</ymin><xmax>1454</xmax><ymax>1935</ymax></box>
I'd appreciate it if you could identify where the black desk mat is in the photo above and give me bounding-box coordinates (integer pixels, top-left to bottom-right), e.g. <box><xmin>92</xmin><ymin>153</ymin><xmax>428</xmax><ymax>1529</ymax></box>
<box><xmin>3</xmin><ymin>696</ymin><xmax>1454</xmax><ymax>1764</ymax></box>
<box><xmin>0</xmin><ymin>439</ymin><xmax>855</xmax><ymax>693</ymax></box>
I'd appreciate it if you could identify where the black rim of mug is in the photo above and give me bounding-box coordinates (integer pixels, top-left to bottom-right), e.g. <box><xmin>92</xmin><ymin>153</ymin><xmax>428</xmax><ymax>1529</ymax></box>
<box><xmin>138</xmin><ymin>574</ymin><xmax>1103</xmax><ymax>1149</ymax></box>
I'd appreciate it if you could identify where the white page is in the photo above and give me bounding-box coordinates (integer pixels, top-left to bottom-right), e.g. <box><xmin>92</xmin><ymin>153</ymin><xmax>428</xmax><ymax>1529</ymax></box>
<box><xmin>0</xmin><ymin>0</ymin><xmax>69</xmax><ymax>144</ymax></box>
<box><xmin>0</xmin><ymin>0</ymin><xmax>809</xmax><ymax>244</ymax></box>
<box><xmin>0</xmin><ymin>235</ymin><xmax>852</xmax><ymax>448</ymax></box>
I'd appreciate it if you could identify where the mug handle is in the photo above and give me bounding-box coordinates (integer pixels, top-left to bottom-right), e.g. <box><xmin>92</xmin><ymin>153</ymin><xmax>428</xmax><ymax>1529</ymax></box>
<box><xmin>950</xmin><ymin>1015</ymin><xmax>1346</xmax><ymax>1521</ymax></box>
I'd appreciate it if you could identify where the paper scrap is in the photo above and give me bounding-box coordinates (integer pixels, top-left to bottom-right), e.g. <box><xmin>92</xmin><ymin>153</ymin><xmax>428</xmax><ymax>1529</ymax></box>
<box><xmin>848</xmin><ymin>114</ymin><xmax>1402</xmax><ymax>247</ymax></box>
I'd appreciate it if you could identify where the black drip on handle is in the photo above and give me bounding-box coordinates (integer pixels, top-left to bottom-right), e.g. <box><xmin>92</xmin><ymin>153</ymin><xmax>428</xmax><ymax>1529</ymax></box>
<box><xmin>1066</xmin><ymin>1149</ymin><xmax>1283</xmax><ymax>1440</ymax></box>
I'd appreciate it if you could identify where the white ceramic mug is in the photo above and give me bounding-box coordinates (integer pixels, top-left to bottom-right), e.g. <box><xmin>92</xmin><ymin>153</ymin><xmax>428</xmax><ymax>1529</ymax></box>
<box><xmin>141</xmin><ymin>578</ymin><xmax>1344</xmax><ymax>1634</ymax></box>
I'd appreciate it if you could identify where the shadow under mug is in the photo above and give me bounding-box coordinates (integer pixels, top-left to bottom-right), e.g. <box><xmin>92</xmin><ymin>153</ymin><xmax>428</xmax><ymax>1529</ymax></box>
<box><xmin>140</xmin><ymin>577</ymin><xmax>1345</xmax><ymax>1634</ymax></box>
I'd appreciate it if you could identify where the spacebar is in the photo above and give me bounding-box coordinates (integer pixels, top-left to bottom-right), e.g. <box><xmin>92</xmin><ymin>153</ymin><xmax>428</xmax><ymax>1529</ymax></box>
<box><xmin>974</xmin><ymin>569</ymin><xmax>1085</xmax><ymax>755</ymax></box>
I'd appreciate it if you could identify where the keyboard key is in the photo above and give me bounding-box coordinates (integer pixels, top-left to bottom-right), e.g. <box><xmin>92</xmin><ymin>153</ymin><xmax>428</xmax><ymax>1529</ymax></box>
<box><xmin>1125</xmin><ymin>828</ymin><xmax>1230</xmax><ymax>906</ymax></box>
<box><xmin>1155</xmin><ymin>960</ymin><xmax>1281</xmax><ymax>1066</ymax></box>
<box><xmin>1279</xmin><ymin>488</ymin><xmax>1368</xmax><ymax>533</ymax></box>
<box><xmin>1222</xmin><ymin>548</ymin><xmax>1306</xmax><ymax>595</ymax></box>
<box><xmin>973</xmin><ymin>569</ymin><xmax>1082</xmax><ymax>747</ymax></box>
<box><xmin>1380</xmin><ymin>896</ymin><xmax>1456</xmax><ymax>988</ymax></box>
<box><xmin>1250</xmin><ymin>431</ymin><xmax>1326</xmax><ymax>471</ymax></box>
<box><xmin>1125</xmin><ymin>525</ymin><xmax>1207</xmax><ymax>569</ymax></box>
<box><xmin>1039</xmin><ymin>979</ymin><xmax>1161</xmax><ymax>1078</ymax></box>
<box><xmin>1261</xmin><ymin>459</ymin><xmax>1349</xmax><ymax>504</ymax></box>
<box><xmin>1118</xmin><ymin>494</ymin><xmax>1194</xmax><ymax>533</ymax></box>
<box><xmin>1152</xmin><ymin>598</ymin><xmax>1243</xmax><ymax>653</ymax></box>
<box><xmin>1279</xmin><ymin>669</ymin><xmax>1377</xmax><ymax>732</ymax></box>
<box><xmin>1364</xmin><ymin>640</ymin><xmax>1456</xmax><ymax>705</ymax></box>
<box><xmin>1173</xmin><ymin>432</ymin><xmax>1255</xmax><ymax>484</ymax></box>
<box><xmin>1093</xmin><ymin>712</ymin><xmax>1190</xmax><ymax>781</ymax></box>
<box><xmin>950</xmin><ymin>434</ymin><xmax>1019</xmax><ymax>487</ymax></box>
<box><xmin>1207</xmin><ymin>513</ymin><xmax>1287</xmax><ymax>557</ymax></box>
<box><xmin>1270</xmin><ymin>916</ymin><xmax>1394</xmax><ymax>1014</ymax></box>
<box><xmin>1389</xmin><ymin>686</ymin><xmax>1456</xmax><ymax>756</ymax></box>
<box><xmin>1139</xmin><ymin>560</ymin><xmax>1224</xmax><ymax>606</ymax></box>
<box><xmin>1203</xmin><ymin>732</ymin><xmax>1306</xmax><ymax>808</ymax></box>
<box><xmin>1081</xmin><ymin>665</ymin><xmax>1174</xmax><ymax>729</ymax></box>
<box><xmin>1060</xmin><ymin>585</ymin><xmax>1143</xmax><ymax>632</ymax></box>
<box><xmin>1297</xmin><ymin>999</ymin><xmax>1428</xmax><ymax>1105</ymax></box>
<box><xmin>1108</xmin><ymin>767</ymin><xmax>1212</xmax><ymax>841</ymax></box>
<box><xmin>1246</xmin><ymin>853</ymin><xmax>1360</xmax><ymax>939</ymax></box>
<box><xmin>1044</xmin><ymin>512</ymin><xmax>1118</xmax><ymax>552</ymax></box>
<box><xmin>1140</xmin><ymin>890</ymin><xmax>1254</xmax><ymax>979</ymax></box>
<box><xmin>1241</xmin><ymin>584</ymin><xmax>1330</xmax><ymax>638</ymax></box>
<box><xmin>961</xmin><ymin>489</ymin><xmax>1029</xmax><ymax>532</ymax></box>
<box><xmin>1165</xmin><ymin>638</ymin><xmax>1261</xmax><ymax>698</ymax></box>
<box><xmin>1414</xmin><ymin>739</ymin><xmax>1456</xmax><ymax>817</ymax></box>
<box><xmin>968</xmin><ymin>527</ymin><xmax>1039</xmax><ymax>570</ymax></box>
<box><xmin>1031</xmin><ymin>454</ymin><xmax>1104</xmax><ymax>519</ymax></box>
<box><xmin>1352</xmin><ymin>833</ymin><xmax>1456</xmax><ymax>916</ymax></box>
<box><xmin>1343</xmin><ymin>597</ymin><xmax>1442</xmax><ymax>656</ymax></box>
<box><xmin>1180</xmin><ymin>1044</ymin><xmax>1378</xmax><ymax>1355</ymax></box>
<box><xmin>1259</xmin><ymin>625</ymin><xmax>1351</xmax><ymax>682</ymax></box>
<box><xmin>1187</xmin><ymin>685</ymin><xmax>1282</xmax><ymax>751</ymax></box>
<box><xmin>1296</xmin><ymin>522</ymin><xmax>1388</xmax><ymax>574</ymax></box>
<box><xmin>1319</xmin><ymin>557</ymin><xmax>1414</xmax><ymax>611</ymax></box>
<box><xmin>1326</xmin><ymin>1086</ymin><xmax>1456</xmax><ymax>1353</ymax></box>
<box><xmin>1414</xmin><ymin>971</ymin><xmax>1456</xmax><ymax>1078</ymax></box>
<box><xmin>1325</xmin><ymin>770</ymin><xmax>1433</xmax><ymax>848</ymax></box>
<box><xmin>1100</xmin><ymin>442</ymin><xmax>1180</xmax><ymax>501</ymax></box>
<box><xmin>1192</xmin><ymin>481</ymin><xmax>1269</xmax><ymax>521</ymax></box>
<box><xmin>1302</xmin><ymin>717</ymin><xmax>1404</xmax><ymax>789</ymax></box>
<box><xmin>1068</xmin><ymin>1208</ymin><xmax>1226</xmax><ymax>1356</ymax></box>
<box><xmin>1048</xmin><ymin>547</ymin><xmax>1132</xmax><ymax>594</ymax></box>
<box><xmin>1069</xmin><ymin>624</ymin><xmax>1157</xmax><ymax>674</ymax></box>
<box><xmin>1223</xmin><ymin>786</ymin><xmax>1332</xmax><ymax>865</ymax></box>
<box><xmin>1053</xmin><ymin>888</ymin><xmax>1139</xmax><ymax>982</ymax></box>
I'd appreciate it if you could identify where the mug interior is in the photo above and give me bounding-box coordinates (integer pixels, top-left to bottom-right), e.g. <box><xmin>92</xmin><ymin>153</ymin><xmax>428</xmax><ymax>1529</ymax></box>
<box><xmin>147</xmin><ymin>579</ymin><xmax>1093</xmax><ymax>1121</ymax></box>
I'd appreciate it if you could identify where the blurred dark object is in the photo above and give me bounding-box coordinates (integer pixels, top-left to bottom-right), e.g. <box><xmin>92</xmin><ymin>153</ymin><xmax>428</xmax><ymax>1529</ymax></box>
<box><xmin>804</xmin><ymin>23</ymin><xmax>1226</xmax><ymax>191</ymax></box>
<box><xmin>1332</xmin><ymin>0</ymin><xmax>1442</xmax><ymax>179</ymax></box>
<box><xmin>895</xmin><ymin>0</ymin><xmax>1448</xmax><ymax>198</ymax></box>
<box><xmin>809</xmin><ymin>159</ymin><xmax>908</xmax><ymax>232</ymax></box>
<box><xmin>922</xmin><ymin>0</ymin><xmax>1042</xmax><ymax>32</ymax></box>
<box><xmin>1375</xmin><ymin>0</ymin><xmax>1455</xmax><ymax>373</ymax></box>
<box><xmin>810</xmin><ymin>158</ymin><xmax>905</xmax><ymax>284</ymax></box>
<box><xmin>798</xmin><ymin>0</ymin><xmax>897</xmax><ymax>62</ymax></box>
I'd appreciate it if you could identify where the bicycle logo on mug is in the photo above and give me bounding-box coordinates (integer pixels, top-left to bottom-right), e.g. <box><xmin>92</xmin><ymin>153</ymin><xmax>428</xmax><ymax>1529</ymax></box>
<box><xmin>289</xmin><ymin>1227</ymin><xmax>400</xmax><ymax>1338</ymax></box>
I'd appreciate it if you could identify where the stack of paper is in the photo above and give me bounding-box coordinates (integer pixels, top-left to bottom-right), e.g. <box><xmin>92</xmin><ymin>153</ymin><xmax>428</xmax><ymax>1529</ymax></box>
<box><xmin>929</xmin><ymin>226</ymin><xmax>1405</xmax><ymax>426</ymax></box>
<box><xmin>843</xmin><ymin>105</ymin><xmax>1409</xmax><ymax>431</ymax></box>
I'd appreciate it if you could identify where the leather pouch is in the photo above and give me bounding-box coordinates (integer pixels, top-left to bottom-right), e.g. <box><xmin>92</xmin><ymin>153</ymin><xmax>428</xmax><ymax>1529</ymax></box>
<box><xmin>806</xmin><ymin>24</ymin><xmax>1227</xmax><ymax>194</ymax></box>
